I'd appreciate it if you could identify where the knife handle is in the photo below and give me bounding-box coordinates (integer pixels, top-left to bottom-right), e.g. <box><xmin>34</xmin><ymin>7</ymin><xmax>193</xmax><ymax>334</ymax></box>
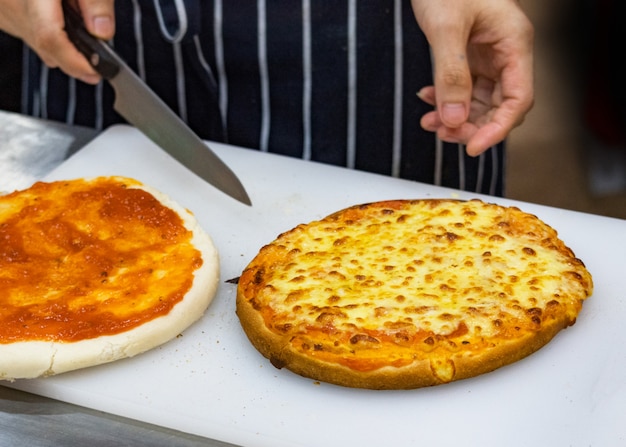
<box><xmin>62</xmin><ymin>0</ymin><xmax>120</xmax><ymax>80</ymax></box>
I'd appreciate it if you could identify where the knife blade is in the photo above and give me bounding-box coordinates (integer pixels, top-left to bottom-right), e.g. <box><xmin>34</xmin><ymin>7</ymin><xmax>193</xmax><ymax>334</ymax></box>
<box><xmin>61</xmin><ymin>1</ymin><xmax>251</xmax><ymax>206</ymax></box>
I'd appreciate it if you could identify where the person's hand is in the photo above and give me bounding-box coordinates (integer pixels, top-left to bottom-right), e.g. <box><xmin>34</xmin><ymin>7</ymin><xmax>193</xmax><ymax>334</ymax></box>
<box><xmin>0</xmin><ymin>0</ymin><xmax>116</xmax><ymax>85</ymax></box>
<box><xmin>411</xmin><ymin>0</ymin><xmax>534</xmax><ymax>156</ymax></box>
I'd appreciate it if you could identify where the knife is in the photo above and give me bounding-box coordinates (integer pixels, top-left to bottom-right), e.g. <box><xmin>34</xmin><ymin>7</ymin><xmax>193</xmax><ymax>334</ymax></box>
<box><xmin>61</xmin><ymin>1</ymin><xmax>251</xmax><ymax>206</ymax></box>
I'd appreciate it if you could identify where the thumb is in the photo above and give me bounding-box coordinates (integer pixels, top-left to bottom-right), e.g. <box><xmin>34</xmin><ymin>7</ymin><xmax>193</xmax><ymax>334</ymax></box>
<box><xmin>78</xmin><ymin>0</ymin><xmax>116</xmax><ymax>40</ymax></box>
<box><xmin>428</xmin><ymin>27</ymin><xmax>472</xmax><ymax>128</ymax></box>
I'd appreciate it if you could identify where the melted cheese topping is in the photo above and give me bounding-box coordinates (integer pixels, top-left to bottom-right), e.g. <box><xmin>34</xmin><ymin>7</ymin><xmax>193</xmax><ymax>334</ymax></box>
<box><xmin>241</xmin><ymin>200</ymin><xmax>593</xmax><ymax>372</ymax></box>
<box><xmin>0</xmin><ymin>177</ymin><xmax>202</xmax><ymax>342</ymax></box>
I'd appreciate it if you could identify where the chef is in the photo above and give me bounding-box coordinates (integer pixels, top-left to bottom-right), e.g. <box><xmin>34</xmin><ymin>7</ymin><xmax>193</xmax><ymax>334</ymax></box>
<box><xmin>0</xmin><ymin>0</ymin><xmax>534</xmax><ymax>196</ymax></box>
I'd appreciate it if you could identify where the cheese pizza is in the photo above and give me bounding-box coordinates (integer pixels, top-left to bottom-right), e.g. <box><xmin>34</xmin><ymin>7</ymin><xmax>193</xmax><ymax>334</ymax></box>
<box><xmin>0</xmin><ymin>176</ymin><xmax>219</xmax><ymax>380</ymax></box>
<box><xmin>236</xmin><ymin>199</ymin><xmax>593</xmax><ymax>390</ymax></box>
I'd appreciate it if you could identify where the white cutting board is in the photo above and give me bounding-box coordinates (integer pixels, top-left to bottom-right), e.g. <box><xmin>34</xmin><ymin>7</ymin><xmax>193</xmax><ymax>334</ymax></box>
<box><xmin>7</xmin><ymin>125</ymin><xmax>626</xmax><ymax>446</ymax></box>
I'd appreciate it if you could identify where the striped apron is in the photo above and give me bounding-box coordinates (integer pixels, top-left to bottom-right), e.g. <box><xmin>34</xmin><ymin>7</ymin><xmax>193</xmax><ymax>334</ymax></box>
<box><xmin>22</xmin><ymin>0</ymin><xmax>505</xmax><ymax>195</ymax></box>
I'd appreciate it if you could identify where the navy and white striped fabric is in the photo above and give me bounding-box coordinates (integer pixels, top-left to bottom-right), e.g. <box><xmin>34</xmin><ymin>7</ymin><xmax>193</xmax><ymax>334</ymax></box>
<box><xmin>22</xmin><ymin>0</ymin><xmax>505</xmax><ymax>195</ymax></box>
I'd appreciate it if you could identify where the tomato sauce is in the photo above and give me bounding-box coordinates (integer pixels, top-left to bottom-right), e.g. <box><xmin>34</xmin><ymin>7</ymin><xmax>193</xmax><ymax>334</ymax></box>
<box><xmin>0</xmin><ymin>178</ymin><xmax>201</xmax><ymax>342</ymax></box>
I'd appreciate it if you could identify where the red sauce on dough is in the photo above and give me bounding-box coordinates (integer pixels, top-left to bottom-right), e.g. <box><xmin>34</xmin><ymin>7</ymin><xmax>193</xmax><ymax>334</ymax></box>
<box><xmin>0</xmin><ymin>178</ymin><xmax>202</xmax><ymax>343</ymax></box>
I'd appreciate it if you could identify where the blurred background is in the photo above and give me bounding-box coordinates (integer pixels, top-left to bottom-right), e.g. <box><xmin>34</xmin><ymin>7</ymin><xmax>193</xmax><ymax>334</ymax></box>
<box><xmin>1</xmin><ymin>1</ymin><xmax>624</xmax><ymax>219</ymax></box>
<box><xmin>507</xmin><ymin>0</ymin><xmax>626</xmax><ymax>219</ymax></box>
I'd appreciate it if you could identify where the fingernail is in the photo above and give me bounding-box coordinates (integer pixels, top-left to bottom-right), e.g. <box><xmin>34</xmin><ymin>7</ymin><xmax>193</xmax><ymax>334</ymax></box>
<box><xmin>441</xmin><ymin>103</ymin><xmax>466</xmax><ymax>127</ymax></box>
<box><xmin>92</xmin><ymin>16</ymin><xmax>113</xmax><ymax>38</ymax></box>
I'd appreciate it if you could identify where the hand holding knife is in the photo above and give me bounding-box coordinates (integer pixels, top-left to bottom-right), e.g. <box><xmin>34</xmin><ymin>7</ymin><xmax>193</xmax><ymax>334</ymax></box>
<box><xmin>61</xmin><ymin>0</ymin><xmax>252</xmax><ymax>206</ymax></box>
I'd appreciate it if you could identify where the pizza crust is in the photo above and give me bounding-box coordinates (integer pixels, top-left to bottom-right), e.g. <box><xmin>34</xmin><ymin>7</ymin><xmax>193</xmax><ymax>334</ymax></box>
<box><xmin>236</xmin><ymin>199</ymin><xmax>593</xmax><ymax>390</ymax></box>
<box><xmin>237</xmin><ymin>280</ymin><xmax>572</xmax><ymax>390</ymax></box>
<box><xmin>0</xmin><ymin>178</ymin><xmax>219</xmax><ymax>381</ymax></box>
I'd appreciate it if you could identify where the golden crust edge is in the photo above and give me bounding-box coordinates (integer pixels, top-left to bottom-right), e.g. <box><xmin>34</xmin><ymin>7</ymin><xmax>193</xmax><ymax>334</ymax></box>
<box><xmin>236</xmin><ymin>288</ymin><xmax>576</xmax><ymax>390</ymax></box>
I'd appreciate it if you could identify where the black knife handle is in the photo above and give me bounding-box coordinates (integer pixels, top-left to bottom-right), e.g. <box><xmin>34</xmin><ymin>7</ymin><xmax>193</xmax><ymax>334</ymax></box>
<box><xmin>61</xmin><ymin>0</ymin><xmax>120</xmax><ymax>80</ymax></box>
